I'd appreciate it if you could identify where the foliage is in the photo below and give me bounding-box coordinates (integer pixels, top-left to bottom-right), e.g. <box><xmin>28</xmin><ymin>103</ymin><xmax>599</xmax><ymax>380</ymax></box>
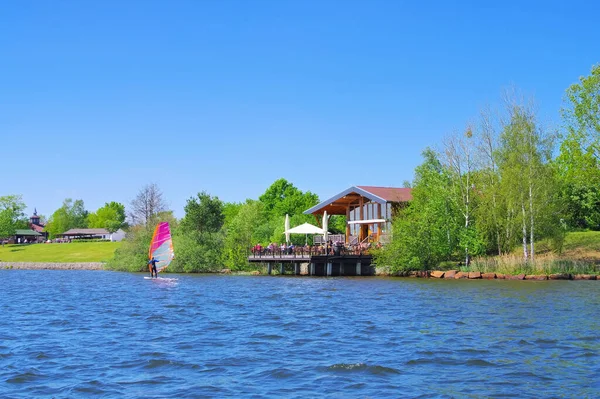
<box><xmin>169</xmin><ymin>229</ymin><xmax>224</xmax><ymax>273</ymax></box>
<box><xmin>222</xmin><ymin>200</ymin><xmax>266</xmax><ymax>270</ymax></box>
<box><xmin>373</xmin><ymin>149</ymin><xmax>459</xmax><ymax>271</ymax></box>
<box><xmin>171</xmin><ymin>192</ymin><xmax>225</xmax><ymax>272</ymax></box>
<box><xmin>181</xmin><ymin>192</ymin><xmax>224</xmax><ymax>234</ymax></box>
<box><xmin>0</xmin><ymin>195</ymin><xmax>27</xmax><ymax>239</ymax></box>
<box><xmin>328</xmin><ymin>215</ymin><xmax>347</xmax><ymax>234</ymax></box>
<box><xmin>45</xmin><ymin>199</ymin><xmax>89</xmax><ymax>238</ymax></box>
<box><xmin>87</xmin><ymin>201</ymin><xmax>127</xmax><ymax>233</ymax></box>
<box><xmin>259</xmin><ymin>178</ymin><xmax>319</xmax><ymax>218</ymax></box>
<box><xmin>557</xmin><ymin>64</ymin><xmax>600</xmax><ymax>229</ymax></box>
<box><xmin>496</xmin><ymin>103</ymin><xmax>561</xmax><ymax>262</ymax></box>
<box><xmin>106</xmin><ymin>225</ymin><xmax>154</xmax><ymax>271</ymax></box>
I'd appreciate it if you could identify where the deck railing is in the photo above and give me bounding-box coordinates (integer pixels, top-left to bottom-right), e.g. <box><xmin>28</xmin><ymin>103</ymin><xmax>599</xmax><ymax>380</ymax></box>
<box><xmin>248</xmin><ymin>244</ymin><xmax>374</xmax><ymax>260</ymax></box>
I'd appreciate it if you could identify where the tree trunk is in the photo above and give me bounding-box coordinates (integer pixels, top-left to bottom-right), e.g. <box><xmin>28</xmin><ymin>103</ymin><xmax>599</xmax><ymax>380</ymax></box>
<box><xmin>521</xmin><ymin>202</ymin><xmax>528</xmax><ymax>262</ymax></box>
<box><xmin>529</xmin><ymin>183</ymin><xmax>535</xmax><ymax>263</ymax></box>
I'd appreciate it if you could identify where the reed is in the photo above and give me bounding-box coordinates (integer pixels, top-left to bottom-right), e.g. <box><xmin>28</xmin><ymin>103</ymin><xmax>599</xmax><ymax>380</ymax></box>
<box><xmin>464</xmin><ymin>253</ymin><xmax>598</xmax><ymax>275</ymax></box>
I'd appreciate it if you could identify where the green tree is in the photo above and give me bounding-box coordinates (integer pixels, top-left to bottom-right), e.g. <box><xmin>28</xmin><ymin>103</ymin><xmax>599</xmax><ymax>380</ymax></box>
<box><xmin>497</xmin><ymin>103</ymin><xmax>560</xmax><ymax>262</ymax></box>
<box><xmin>222</xmin><ymin>200</ymin><xmax>265</xmax><ymax>268</ymax></box>
<box><xmin>557</xmin><ymin>64</ymin><xmax>600</xmax><ymax>229</ymax></box>
<box><xmin>259</xmin><ymin>178</ymin><xmax>319</xmax><ymax>217</ymax></box>
<box><xmin>87</xmin><ymin>201</ymin><xmax>126</xmax><ymax>232</ymax></box>
<box><xmin>45</xmin><ymin>199</ymin><xmax>89</xmax><ymax>238</ymax></box>
<box><xmin>170</xmin><ymin>192</ymin><xmax>225</xmax><ymax>272</ymax></box>
<box><xmin>474</xmin><ymin>110</ymin><xmax>507</xmax><ymax>255</ymax></box>
<box><xmin>443</xmin><ymin>127</ymin><xmax>483</xmax><ymax>265</ymax></box>
<box><xmin>255</xmin><ymin>178</ymin><xmax>320</xmax><ymax>247</ymax></box>
<box><xmin>374</xmin><ymin>149</ymin><xmax>459</xmax><ymax>271</ymax></box>
<box><xmin>181</xmin><ymin>192</ymin><xmax>224</xmax><ymax>234</ymax></box>
<box><xmin>0</xmin><ymin>195</ymin><xmax>27</xmax><ymax>238</ymax></box>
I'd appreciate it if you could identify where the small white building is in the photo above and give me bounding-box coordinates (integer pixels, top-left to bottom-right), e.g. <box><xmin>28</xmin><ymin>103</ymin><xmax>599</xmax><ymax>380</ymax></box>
<box><xmin>109</xmin><ymin>229</ymin><xmax>126</xmax><ymax>242</ymax></box>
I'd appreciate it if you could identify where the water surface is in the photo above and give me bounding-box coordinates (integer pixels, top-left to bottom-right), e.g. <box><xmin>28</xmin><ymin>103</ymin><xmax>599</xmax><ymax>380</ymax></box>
<box><xmin>1</xmin><ymin>270</ymin><xmax>599</xmax><ymax>398</ymax></box>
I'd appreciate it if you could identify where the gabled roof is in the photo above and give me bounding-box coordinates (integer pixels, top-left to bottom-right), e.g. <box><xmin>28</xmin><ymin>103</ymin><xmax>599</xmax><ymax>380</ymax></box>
<box><xmin>30</xmin><ymin>224</ymin><xmax>45</xmax><ymax>233</ymax></box>
<box><xmin>60</xmin><ymin>228</ymin><xmax>110</xmax><ymax>236</ymax></box>
<box><xmin>304</xmin><ymin>186</ymin><xmax>412</xmax><ymax>216</ymax></box>
<box><xmin>15</xmin><ymin>229</ymin><xmax>42</xmax><ymax>236</ymax></box>
<box><xmin>356</xmin><ymin>186</ymin><xmax>412</xmax><ymax>202</ymax></box>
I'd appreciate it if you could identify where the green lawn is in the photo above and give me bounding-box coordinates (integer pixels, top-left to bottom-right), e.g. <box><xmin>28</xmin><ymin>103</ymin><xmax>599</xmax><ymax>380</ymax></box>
<box><xmin>0</xmin><ymin>242</ymin><xmax>122</xmax><ymax>263</ymax></box>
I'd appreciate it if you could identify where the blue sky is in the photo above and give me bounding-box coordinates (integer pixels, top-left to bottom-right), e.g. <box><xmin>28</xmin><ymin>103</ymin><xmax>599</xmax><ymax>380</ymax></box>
<box><xmin>1</xmin><ymin>0</ymin><xmax>599</xmax><ymax>218</ymax></box>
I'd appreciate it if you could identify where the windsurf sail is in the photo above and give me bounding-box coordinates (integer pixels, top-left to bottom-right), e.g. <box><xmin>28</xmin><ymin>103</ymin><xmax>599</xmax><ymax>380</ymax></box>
<box><xmin>149</xmin><ymin>222</ymin><xmax>175</xmax><ymax>273</ymax></box>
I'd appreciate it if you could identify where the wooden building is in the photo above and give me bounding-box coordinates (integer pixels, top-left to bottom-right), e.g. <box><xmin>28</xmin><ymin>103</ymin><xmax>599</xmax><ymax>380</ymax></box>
<box><xmin>303</xmin><ymin>186</ymin><xmax>412</xmax><ymax>245</ymax></box>
<box><xmin>248</xmin><ymin>185</ymin><xmax>412</xmax><ymax>276</ymax></box>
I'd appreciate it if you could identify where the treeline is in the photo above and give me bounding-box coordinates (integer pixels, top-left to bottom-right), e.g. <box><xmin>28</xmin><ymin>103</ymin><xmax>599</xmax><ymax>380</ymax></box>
<box><xmin>107</xmin><ymin>179</ymin><xmax>344</xmax><ymax>272</ymax></box>
<box><xmin>374</xmin><ymin>64</ymin><xmax>600</xmax><ymax>272</ymax></box>
<box><xmin>0</xmin><ymin>196</ymin><xmax>127</xmax><ymax>240</ymax></box>
<box><xmin>44</xmin><ymin>200</ymin><xmax>127</xmax><ymax>238</ymax></box>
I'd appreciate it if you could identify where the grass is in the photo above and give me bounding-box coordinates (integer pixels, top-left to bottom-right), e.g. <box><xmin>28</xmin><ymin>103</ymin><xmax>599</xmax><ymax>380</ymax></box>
<box><xmin>459</xmin><ymin>231</ymin><xmax>600</xmax><ymax>275</ymax></box>
<box><xmin>0</xmin><ymin>242</ymin><xmax>122</xmax><ymax>263</ymax></box>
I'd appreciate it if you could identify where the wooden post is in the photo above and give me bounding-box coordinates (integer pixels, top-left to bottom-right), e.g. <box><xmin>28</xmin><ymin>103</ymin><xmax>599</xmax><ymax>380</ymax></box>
<box><xmin>377</xmin><ymin>203</ymin><xmax>383</xmax><ymax>239</ymax></box>
<box><xmin>359</xmin><ymin>197</ymin><xmax>365</xmax><ymax>242</ymax></box>
<box><xmin>310</xmin><ymin>263</ymin><xmax>315</xmax><ymax>276</ymax></box>
<box><xmin>294</xmin><ymin>263</ymin><xmax>300</xmax><ymax>275</ymax></box>
<box><xmin>267</xmin><ymin>262</ymin><xmax>272</xmax><ymax>275</ymax></box>
<box><xmin>346</xmin><ymin>205</ymin><xmax>351</xmax><ymax>244</ymax></box>
<box><xmin>356</xmin><ymin>262</ymin><xmax>362</xmax><ymax>276</ymax></box>
<box><xmin>280</xmin><ymin>263</ymin><xmax>285</xmax><ymax>275</ymax></box>
<box><xmin>327</xmin><ymin>262</ymin><xmax>332</xmax><ymax>276</ymax></box>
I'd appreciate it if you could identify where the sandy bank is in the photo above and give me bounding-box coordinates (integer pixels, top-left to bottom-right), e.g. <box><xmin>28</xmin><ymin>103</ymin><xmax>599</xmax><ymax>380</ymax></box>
<box><xmin>0</xmin><ymin>262</ymin><xmax>105</xmax><ymax>270</ymax></box>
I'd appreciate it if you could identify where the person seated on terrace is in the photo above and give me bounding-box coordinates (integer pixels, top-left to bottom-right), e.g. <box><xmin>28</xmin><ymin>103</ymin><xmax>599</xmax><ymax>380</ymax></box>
<box><xmin>288</xmin><ymin>244</ymin><xmax>295</xmax><ymax>254</ymax></box>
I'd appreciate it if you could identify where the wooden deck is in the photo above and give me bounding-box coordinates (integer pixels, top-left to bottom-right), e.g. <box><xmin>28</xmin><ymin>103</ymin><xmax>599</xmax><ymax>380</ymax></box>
<box><xmin>248</xmin><ymin>247</ymin><xmax>374</xmax><ymax>276</ymax></box>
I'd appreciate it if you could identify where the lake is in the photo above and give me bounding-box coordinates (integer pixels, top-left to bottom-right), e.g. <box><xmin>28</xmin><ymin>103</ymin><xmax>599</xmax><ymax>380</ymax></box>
<box><xmin>1</xmin><ymin>270</ymin><xmax>599</xmax><ymax>398</ymax></box>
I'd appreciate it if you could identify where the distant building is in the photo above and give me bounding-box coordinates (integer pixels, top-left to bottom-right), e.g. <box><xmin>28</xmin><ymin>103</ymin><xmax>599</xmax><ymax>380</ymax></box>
<box><xmin>11</xmin><ymin>229</ymin><xmax>42</xmax><ymax>244</ymax></box>
<box><xmin>29</xmin><ymin>208</ymin><xmax>48</xmax><ymax>241</ymax></box>
<box><xmin>59</xmin><ymin>228</ymin><xmax>126</xmax><ymax>242</ymax></box>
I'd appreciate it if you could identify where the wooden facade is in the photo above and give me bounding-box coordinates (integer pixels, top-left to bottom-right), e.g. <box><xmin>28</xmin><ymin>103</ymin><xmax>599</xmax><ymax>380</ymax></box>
<box><xmin>303</xmin><ymin>186</ymin><xmax>412</xmax><ymax>245</ymax></box>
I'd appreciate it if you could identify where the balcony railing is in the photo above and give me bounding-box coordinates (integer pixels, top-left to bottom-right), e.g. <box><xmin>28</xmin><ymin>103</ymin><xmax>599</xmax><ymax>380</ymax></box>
<box><xmin>248</xmin><ymin>243</ymin><xmax>374</xmax><ymax>260</ymax></box>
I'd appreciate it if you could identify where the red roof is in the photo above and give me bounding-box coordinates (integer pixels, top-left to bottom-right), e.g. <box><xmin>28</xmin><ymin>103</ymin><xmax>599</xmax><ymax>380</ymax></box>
<box><xmin>30</xmin><ymin>223</ymin><xmax>45</xmax><ymax>233</ymax></box>
<box><xmin>356</xmin><ymin>186</ymin><xmax>413</xmax><ymax>202</ymax></box>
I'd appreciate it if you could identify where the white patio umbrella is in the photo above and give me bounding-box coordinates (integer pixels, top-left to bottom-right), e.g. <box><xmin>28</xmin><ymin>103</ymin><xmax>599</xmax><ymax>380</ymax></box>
<box><xmin>284</xmin><ymin>222</ymin><xmax>326</xmax><ymax>245</ymax></box>
<box><xmin>285</xmin><ymin>214</ymin><xmax>290</xmax><ymax>245</ymax></box>
<box><xmin>323</xmin><ymin>211</ymin><xmax>329</xmax><ymax>243</ymax></box>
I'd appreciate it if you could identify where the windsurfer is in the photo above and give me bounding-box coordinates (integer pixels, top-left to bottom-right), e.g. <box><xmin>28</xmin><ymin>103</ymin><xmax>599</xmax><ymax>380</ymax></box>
<box><xmin>148</xmin><ymin>257</ymin><xmax>160</xmax><ymax>278</ymax></box>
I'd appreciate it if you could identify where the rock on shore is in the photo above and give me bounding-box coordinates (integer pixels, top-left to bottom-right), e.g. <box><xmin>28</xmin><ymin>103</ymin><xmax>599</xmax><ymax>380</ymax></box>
<box><xmin>0</xmin><ymin>262</ymin><xmax>105</xmax><ymax>270</ymax></box>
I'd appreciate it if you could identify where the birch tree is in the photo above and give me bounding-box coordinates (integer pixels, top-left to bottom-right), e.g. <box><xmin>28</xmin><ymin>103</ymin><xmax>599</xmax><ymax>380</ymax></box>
<box><xmin>443</xmin><ymin>126</ymin><xmax>481</xmax><ymax>266</ymax></box>
<box><xmin>475</xmin><ymin>109</ymin><xmax>506</xmax><ymax>255</ymax></box>
<box><xmin>497</xmin><ymin>102</ymin><xmax>557</xmax><ymax>262</ymax></box>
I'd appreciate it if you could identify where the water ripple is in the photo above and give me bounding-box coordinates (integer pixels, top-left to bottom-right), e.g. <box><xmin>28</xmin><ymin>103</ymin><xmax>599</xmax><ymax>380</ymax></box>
<box><xmin>1</xmin><ymin>270</ymin><xmax>599</xmax><ymax>398</ymax></box>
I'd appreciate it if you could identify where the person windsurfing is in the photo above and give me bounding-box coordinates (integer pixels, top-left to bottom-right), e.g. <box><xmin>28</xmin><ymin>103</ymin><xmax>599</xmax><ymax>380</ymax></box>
<box><xmin>148</xmin><ymin>256</ymin><xmax>160</xmax><ymax>278</ymax></box>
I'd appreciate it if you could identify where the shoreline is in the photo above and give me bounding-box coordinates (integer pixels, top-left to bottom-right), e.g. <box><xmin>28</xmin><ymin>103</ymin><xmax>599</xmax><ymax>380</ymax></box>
<box><xmin>1</xmin><ymin>263</ymin><xmax>598</xmax><ymax>280</ymax></box>
<box><xmin>376</xmin><ymin>269</ymin><xmax>598</xmax><ymax>280</ymax></box>
<box><xmin>0</xmin><ymin>262</ymin><xmax>105</xmax><ymax>270</ymax></box>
